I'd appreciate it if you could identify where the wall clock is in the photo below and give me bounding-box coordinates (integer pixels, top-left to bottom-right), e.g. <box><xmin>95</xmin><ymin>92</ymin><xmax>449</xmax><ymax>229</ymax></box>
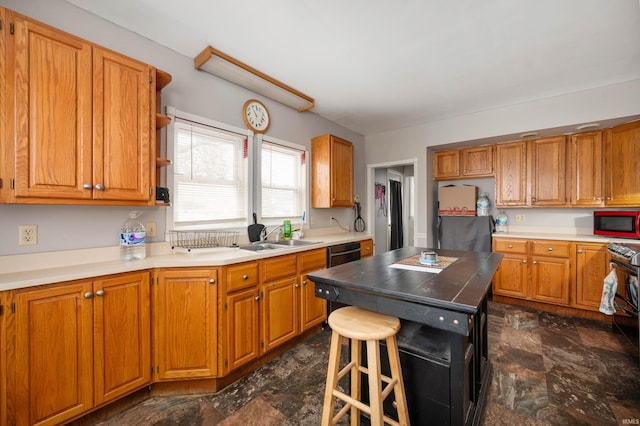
<box><xmin>242</xmin><ymin>99</ymin><xmax>270</xmax><ymax>133</ymax></box>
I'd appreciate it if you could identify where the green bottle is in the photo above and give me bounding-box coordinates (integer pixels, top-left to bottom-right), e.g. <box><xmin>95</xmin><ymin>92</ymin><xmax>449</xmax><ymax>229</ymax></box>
<box><xmin>283</xmin><ymin>220</ymin><xmax>292</xmax><ymax>240</ymax></box>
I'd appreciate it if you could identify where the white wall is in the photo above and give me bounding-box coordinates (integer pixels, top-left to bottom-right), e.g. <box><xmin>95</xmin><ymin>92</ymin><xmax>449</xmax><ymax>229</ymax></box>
<box><xmin>0</xmin><ymin>0</ymin><xmax>365</xmax><ymax>256</ymax></box>
<box><xmin>365</xmin><ymin>79</ymin><xmax>640</xmax><ymax>246</ymax></box>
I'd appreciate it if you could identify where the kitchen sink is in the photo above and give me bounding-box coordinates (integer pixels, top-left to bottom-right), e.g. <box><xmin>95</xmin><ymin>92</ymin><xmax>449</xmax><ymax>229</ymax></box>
<box><xmin>238</xmin><ymin>242</ymin><xmax>283</xmax><ymax>252</ymax></box>
<box><xmin>269</xmin><ymin>239</ymin><xmax>320</xmax><ymax>247</ymax></box>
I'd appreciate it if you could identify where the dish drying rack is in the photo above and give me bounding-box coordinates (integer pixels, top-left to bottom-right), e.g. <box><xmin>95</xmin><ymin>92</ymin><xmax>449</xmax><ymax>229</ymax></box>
<box><xmin>168</xmin><ymin>230</ymin><xmax>239</xmax><ymax>252</ymax></box>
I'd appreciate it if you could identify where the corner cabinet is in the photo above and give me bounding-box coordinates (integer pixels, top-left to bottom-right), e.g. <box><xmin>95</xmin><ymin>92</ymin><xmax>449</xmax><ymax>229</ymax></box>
<box><xmin>9</xmin><ymin>271</ymin><xmax>150</xmax><ymax>426</ymax></box>
<box><xmin>5</xmin><ymin>10</ymin><xmax>170</xmax><ymax>205</ymax></box>
<box><xmin>311</xmin><ymin>134</ymin><xmax>353</xmax><ymax>208</ymax></box>
<box><xmin>153</xmin><ymin>269</ymin><xmax>218</xmax><ymax>380</ymax></box>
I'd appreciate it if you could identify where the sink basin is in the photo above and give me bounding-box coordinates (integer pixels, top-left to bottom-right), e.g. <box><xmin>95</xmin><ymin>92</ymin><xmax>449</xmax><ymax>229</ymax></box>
<box><xmin>269</xmin><ymin>239</ymin><xmax>320</xmax><ymax>247</ymax></box>
<box><xmin>238</xmin><ymin>242</ymin><xmax>282</xmax><ymax>252</ymax></box>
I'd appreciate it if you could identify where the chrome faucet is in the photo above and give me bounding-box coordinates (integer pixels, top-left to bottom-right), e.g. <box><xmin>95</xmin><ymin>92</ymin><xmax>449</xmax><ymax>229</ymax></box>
<box><xmin>260</xmin><ymin>225</ymin><xmax>283</xmax><ymax>242</ymax></box>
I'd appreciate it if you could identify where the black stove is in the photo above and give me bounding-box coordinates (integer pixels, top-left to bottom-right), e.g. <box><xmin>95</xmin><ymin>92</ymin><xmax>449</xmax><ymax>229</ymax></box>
<box><xmin>607</xmin><ymin>242</ymin><xmax>640</xmax><ymax>266</ymax></box>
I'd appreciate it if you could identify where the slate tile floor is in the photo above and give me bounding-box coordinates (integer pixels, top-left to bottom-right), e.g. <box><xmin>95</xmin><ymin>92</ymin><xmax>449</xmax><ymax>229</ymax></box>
<box><xmin>78</xmin><ymin>302</ymin><xmax>639</xmax><ymax>426</ymax></box>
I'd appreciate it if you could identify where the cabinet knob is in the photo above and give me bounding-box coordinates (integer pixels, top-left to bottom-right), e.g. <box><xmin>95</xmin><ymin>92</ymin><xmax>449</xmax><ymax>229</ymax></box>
<box><xmin>255</xmin><ymin>296</ymin><xmax>260</xmax><ymax>302</ymax></box>
<box><xmin>302</xmin><ymin>280</ymin><xmax>307</xmax><ymax>286</ymax></box>
<box><xmin>295</xmin><ymin>283</ymin><xmax>300</xmax><ymax>288</ymax></box>
<box><xmin>577</xmin><ymin>249</ymin><xmax>583</xmax><ymax>253</ymax></box>
<box><xmin>209</xmin><ymin>279</ymin><xmax>216</xmax><ymax>285</ymax></box>
<box><xmin>507</xmin><ymin>245</ymin><xmax>513</xmax><ymax>249</ymax></box>
<box><xmin>532</xmin><ymin>261</ymin><xmax>538</xmax><ymax>264</ymax></box>
<box><xmin>84</xmin><ymin>292</ymin><xmax>93</xmax><ymax>299</ymax></box>
<box><xmin>596</xmin><ymin>197</ymin><xmax>603</xmax><ymax>201</ymax></box>
<box><xmin>243</xmin><ymin>274</ymin><xmax>248</xmax><ymax>280</ymax></box>
<box><xmin>522</xmin><ymin>260</ymin><xmax>527</xmax><ymax>264</ymax></box>
<box><xmin>95</xmin><ymin>184</ymin><xmax>105</xmax><ymax>191</ymax></box>
<box><xmin>83</xmin><ymin>183</ymin><xmax>92</xmax><ymax>189</ymax></box>
<box><xmin>95</xmin><ymin>290</ymin><xmax>105</xmax><ymax>297</ymax></box>
<box><xmin>606</xmin><ymin>197</ymin><xmax>611</xmax><ymax>200</ymax></box>
<box><xmin>547</xmin><ymin>247</ymin><xmax>553</xmax><ymax>251</ymax></box>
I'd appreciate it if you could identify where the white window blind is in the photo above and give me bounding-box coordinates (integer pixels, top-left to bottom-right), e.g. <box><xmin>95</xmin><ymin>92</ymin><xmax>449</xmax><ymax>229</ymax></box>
<box><xmin>261</xmin><ymin>140</ymin><xmax>306</xmax><ymax>220</ymax></box>
<box><xmin>173</xmin><ymin>120</ymin><xmax>248</xmax><ymax>229</ymax></box>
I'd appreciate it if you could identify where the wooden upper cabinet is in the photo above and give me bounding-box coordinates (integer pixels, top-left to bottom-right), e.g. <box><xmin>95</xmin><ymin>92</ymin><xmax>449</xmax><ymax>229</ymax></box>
<box><xmin>311</xmin><ymin>134</ymin><xmax>353</xmax><ymax>208</ymax></box>
<box><xmin>529</xmin><ymin>136</ymin><xmax>568</xmax><ymax>207</ymax></box>
<box><xmin>93</xmin><ymin>47</ymin><xmax>152</xmax><ymax>201</ymax></box>
<box><xmin>569</xmin><ymin>131</ymin><xmax>604</xmax><ymax>207</ymax></box>
<box><xmin>434</xmin><ymin>146</ymin><xmax>493</xmax><ymax>180</ymax></box>
<box><xmin>604</xmin><ymin>121</ymin><xmax>640</xmax><ymax>206</ymax></box>
<box><xmin>495</xmin><ymin>141</ymin><xmax>527</xmax><ymax>206</ymax></box>
<box><xmin>13</xmin><ymin>13</ymin><xmax>93</xmax><ymax>200</ymax></box>
<box><xmin>8</xmin><ymin>12</ymin><xmax>157</xmax><ymax>205</ymax></box>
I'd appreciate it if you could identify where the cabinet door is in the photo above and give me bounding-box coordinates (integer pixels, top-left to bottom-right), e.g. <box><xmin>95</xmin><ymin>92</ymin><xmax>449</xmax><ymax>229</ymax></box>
<box><xmin>461</xmin><ymin>145</ymin><xmax>493</xmax><ymax>177</ymax></box>
<box><xmin>495</xmin><ymin>141</ymin><xmax>527</xmax><ymax>206</ymax></box>
<box><xmin>261</xmin><ymin>276</ymin><xmax>297</xmax><ymax>352</ymax></box>
<box><xmin>531</xmin><ymin>256</ymin><xmax>571</xmax><ymax>305</ymax></box>
<box><xmin>604</xmin><ymin>121</ymin><xmax>640</xmax><ymax>206</ymax></box>
<box><xmin>300</xmin><ymin>272</ymin><xmax>326</xmax><ymax>332</ymax></box>
<box><xmin>433</xmin><ymin>150</ymin><xmax>460</xmax><ymax>179</ymax></box>
<box><xmin>154</xmin><ymin>269</ymin><xmax>217</xmax><ymax>380</ymax></box>
<box><xmin>94</xmin><ymin>272</ymin><xmax>150</xmax><ymax>404</ymax></box>
<box><xmin>360</xmin><ymin>239</ymin><xmax>374</xmax><ymax>258</ymax></box>
<box><xmin>331</xmin><ymin>136</ymin><xmax>354</xmax><ymax>207</ymax></box>
<box><xmin>530</xmin><ymin>136</ymin><xmax>567</xmax><ymax>206</ymax></box>
<box><xmin>226</xmin><ymin>287</ymin><xmax>260</xmax><ymax>371</ymax></box>
<box><xmin>14</xmin><ymin>282</ymin><xmax>93</xmax><ymax>426</ymax></box>
<box><xmin>492</xmin><ymin>254</ymin><xmax>528</xmax><ymax>298</ymax></box>
<box><xmin>93</xmin><ymin>47</ymin><xmax>151</xmax><ymax>201</ymax></box>
<box><xmin>575</xmin><ymin>243</ymin><xmax>609</xmax><ymax>311</ymax></box>
<box><xmin>0</xmin><ymin>7</ymin><xmax>10</xmax><ymax>203</ymax></box>
<box><xmin>569</xmin><ymin>132</ymin><xmax>604</xmax><ymax>207</ymax></box>
<box><xmin>13</xmin><ymin>15</ymin><xmax>93</xmax><ymax>200</ymax></box>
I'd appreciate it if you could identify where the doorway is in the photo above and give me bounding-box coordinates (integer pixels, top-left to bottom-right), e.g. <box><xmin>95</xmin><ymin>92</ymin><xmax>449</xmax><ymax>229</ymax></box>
<box><xmin>368</xmin><ymin>160</ymin><xmax>416</xmax><ymax>254</ymax></box>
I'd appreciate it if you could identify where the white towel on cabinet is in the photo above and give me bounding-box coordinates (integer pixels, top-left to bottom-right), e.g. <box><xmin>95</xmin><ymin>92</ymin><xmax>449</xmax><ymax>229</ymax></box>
<box><xmin>599</xmin><ymin>269</ymin><xmax>618</xmax><ymax>315</ymax></box>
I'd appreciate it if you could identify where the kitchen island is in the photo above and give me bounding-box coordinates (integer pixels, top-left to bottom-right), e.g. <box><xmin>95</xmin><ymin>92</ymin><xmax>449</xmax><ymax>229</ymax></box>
<box><xmin>307</xmin><ymin>247</ymin><xmax>502</xmax><ymax>426</ymax></box>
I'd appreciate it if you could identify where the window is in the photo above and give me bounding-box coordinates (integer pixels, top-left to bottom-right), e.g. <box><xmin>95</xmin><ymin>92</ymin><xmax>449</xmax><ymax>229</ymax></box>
<box><xmin>167</xmin><ymin>109</ymin><xmax>307</xmax><ymax>232</ymax></box>
<box><xmin>172</xmin><ymin>119</ymin><xmax>248</xmax><ymax>229</ymax></box>
<box><xmin>261</xmin><ymin>140</ymin><xmax>306</xmax><ymax>222</ymax></box>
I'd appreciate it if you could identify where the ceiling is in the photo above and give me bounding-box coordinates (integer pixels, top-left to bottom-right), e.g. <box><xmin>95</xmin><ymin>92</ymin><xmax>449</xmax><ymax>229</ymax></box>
<box><xmin>66</xmin><ymin>0</ymin><xmax>640</xmax><ymax>136</ymax></box>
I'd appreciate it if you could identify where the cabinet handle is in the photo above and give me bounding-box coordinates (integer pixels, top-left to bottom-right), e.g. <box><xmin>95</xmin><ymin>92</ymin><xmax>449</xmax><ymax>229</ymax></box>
<box><xmin>84</xmin><ymin>292</ymin><xmax>93</xmax><ymax>299</ymax></box>
<box><xmin>532</xmin><ymin>261</ymin><xmax>537</xmax><ymax>264</ymax></box>
<box><xmin>303</xmin><ymin>280</ymin><xmax>307</xmax><ymax>286</ymax></box>
<box><xmin>243</xmin><ymin>274</ymin><xmax>248</xmax><ymax>280</ymax></box>
<box><xmin>577</xmin><ymin>249</ymin><xmax>583</xmax><ymax>253</ymax></box>
<box><xmin>209</xmin><ymin>279</ymin><xmax>215</xmax><ymax>285</ymax></box>
<box><xmin>95</xmin><ymin>290</ymin><xmax>105</xmax><ymax>297</ymax></box>
<box><xmin>606</xmin><ymin>197</ymin><xmax>611</xmax><ymax>200</ymax></box>
<box><xmin>596</xmin><ymin>197</ymin><xmax>603</xmax><ymax>201</ymax></box>
<box><xmin>83</xmin><ymin>183</ymin><xmax>92</xmax><ymax>189</ymax></box>
<box><xmin>507</xmin><ymin>245</ymin><xmax>513</xmax><ymax>249</ymax></box>
<box><xmin>295</xmin><ymin>283</ymin><xmax>300</xmax><ymax>288</ymax></box>
<box><xmin>547</xmin><ymin>247</ymin><xmax>553</xmax><ymax>251</ymax></box>
<box><xmin>255</xmin><ymin>296</ymin><xmax>260</xmax><ymax>302</ymax></box>
<box><xmin>522</xmin><ymin>260</ymin><xmax>527</xmax><ymax>264</ymax></box>
<box><xmin>95</xmin><ymin>184</ymin><xmax>105</xmax><ymax>191</ymax></box>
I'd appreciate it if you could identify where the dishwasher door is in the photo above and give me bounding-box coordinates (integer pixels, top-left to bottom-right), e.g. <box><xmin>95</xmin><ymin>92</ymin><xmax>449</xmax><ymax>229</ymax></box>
<box><xmin>326</xmin><ymin>241</ymin><xmax>361</xmax><ymax>267</ymax></box>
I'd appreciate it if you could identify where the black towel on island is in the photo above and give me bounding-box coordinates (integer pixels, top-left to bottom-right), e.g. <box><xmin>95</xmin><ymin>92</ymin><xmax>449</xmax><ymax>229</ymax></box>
<box><xmin>437</xmin><ymin>216</ymin><xmax>494</xmax><ymax>252</ymax></box>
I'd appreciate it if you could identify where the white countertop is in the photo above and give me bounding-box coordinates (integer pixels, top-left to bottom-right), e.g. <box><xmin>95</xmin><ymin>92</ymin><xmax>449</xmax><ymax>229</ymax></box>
<box><xmin>0</xmin><ymin>230</ymin><xmax>372</xmax><ymax>291</ymax></box>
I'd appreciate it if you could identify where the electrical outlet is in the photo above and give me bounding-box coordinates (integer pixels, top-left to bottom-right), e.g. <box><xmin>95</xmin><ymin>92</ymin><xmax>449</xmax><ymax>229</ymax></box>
<box><xmin>145</xmin><ymin>222</ymin><xmax>157</xmax><ymax>238</ymax></box>
<box><xmin>18</xmin><ymin>225</ymin><xmax>38</xmax><ymax>246</ymax></box>
<box><xmin>515</xmin><ymin>214</ymin><xmax>526</xmax><ymax>222</ymax></box>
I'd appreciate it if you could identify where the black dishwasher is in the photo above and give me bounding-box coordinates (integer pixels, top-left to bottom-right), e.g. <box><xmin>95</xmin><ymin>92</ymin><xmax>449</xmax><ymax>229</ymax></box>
<box><xmin>325</xmin><ymin>241</ymin><xmax>362</xmax><ymax>316</ymax></box>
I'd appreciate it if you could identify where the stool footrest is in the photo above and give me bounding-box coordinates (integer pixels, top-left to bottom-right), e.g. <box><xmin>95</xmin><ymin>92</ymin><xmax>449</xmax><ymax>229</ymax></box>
<box><xmin>331</xmin><ymin>389</ymin><xmax>402</xmax><ymax>426</ymax></box>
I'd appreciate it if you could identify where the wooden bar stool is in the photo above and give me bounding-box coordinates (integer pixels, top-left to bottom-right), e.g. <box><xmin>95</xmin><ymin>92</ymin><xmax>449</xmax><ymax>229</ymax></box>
<box><xmin>322</xmin><ymin>306</ymin><xmax>410</xmax><ymax>426</ymax></box>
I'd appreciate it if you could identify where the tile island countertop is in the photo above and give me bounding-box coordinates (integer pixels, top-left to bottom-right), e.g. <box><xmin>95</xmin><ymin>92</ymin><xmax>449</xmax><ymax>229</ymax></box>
<box><xmin>0</xmin><ymin>230</ymin><xmax>372</xmax><ymax>292</ymax></box>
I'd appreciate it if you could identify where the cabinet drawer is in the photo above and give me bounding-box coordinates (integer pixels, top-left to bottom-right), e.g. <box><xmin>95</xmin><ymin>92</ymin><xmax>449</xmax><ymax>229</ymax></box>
<box><xmin>299</xmin><ymin>248</ymin><xmax>326</xmax><ymax>272</ymax></box>
<box><xmin>262</xmin><ymin>254</ymin><xmax>297</xmax><ymax>282</ymax></box>
<box><xmin>360</xmin><ymin>239</ymin><xmax>374</xmax><ymax>257</ymax></box>
<box><xmin>226</xmin><ymin>262</ymin><xmax>259</xmax><ymax>292</ymax></box>
<box><xmin>531</xmin><ymin>240</ymin><xmax>571</xmax><ymax>257</ymax></box>
<box><xmin>493</xmin><ymin>239</ymin><xmax>527</xmax><ymax>254</ymax></box>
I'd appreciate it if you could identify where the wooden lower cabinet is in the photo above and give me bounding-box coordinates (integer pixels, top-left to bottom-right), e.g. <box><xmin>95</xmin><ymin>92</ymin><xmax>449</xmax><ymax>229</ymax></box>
<box><xmin>493</xmin><ymin>238</ymin><xmax>572</xmax><ymax>306</ymax></box>
<box><xmin>11</xmin><ymin>271</ymin><xmax>150</xmax><ymax>426</ymax></box>
<box><xmin>225</xmin><ymin>286</ymin><xmax>260</xmax><ymax>372</ymax></box>
<box><xmin>153</xmin><ymin>269</ymin><xmax>217</xmax><ymax>380</ymax></box>
<box><xmin>574</xmin><ymin>243</ymin><xmax>609</xmax><ymax>311</ymax></box>
<box><xmin>298</xmin><ymin>249</ymin><xmax>327</xmax><ymax>332</ymax></box>
<box><xmin>261</xmin><ymin>253</ymin><xmax>298</xmax><ymax>353</ymax></box>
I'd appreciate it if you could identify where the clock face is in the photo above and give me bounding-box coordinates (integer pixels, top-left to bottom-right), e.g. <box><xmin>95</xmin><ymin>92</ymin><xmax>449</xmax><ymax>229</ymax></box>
<box><xmin>242</xmin><ymin>99</ymin><xmax>270</xmax><ymax>133</ymax></box>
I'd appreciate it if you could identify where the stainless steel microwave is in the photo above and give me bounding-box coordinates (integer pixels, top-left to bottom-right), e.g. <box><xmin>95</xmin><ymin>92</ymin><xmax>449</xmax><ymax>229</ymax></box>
<box><xmin>594</xmin><ymin>211</ymin><xmax>640</xmax><ymax>239</ymax></box>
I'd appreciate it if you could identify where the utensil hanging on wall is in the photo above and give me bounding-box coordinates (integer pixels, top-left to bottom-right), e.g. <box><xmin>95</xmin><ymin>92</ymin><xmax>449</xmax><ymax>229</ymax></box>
<box><xmin>354</xmin><ymin>201</ymin><xmax>365</xmax><ymax>232</ymax></box>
